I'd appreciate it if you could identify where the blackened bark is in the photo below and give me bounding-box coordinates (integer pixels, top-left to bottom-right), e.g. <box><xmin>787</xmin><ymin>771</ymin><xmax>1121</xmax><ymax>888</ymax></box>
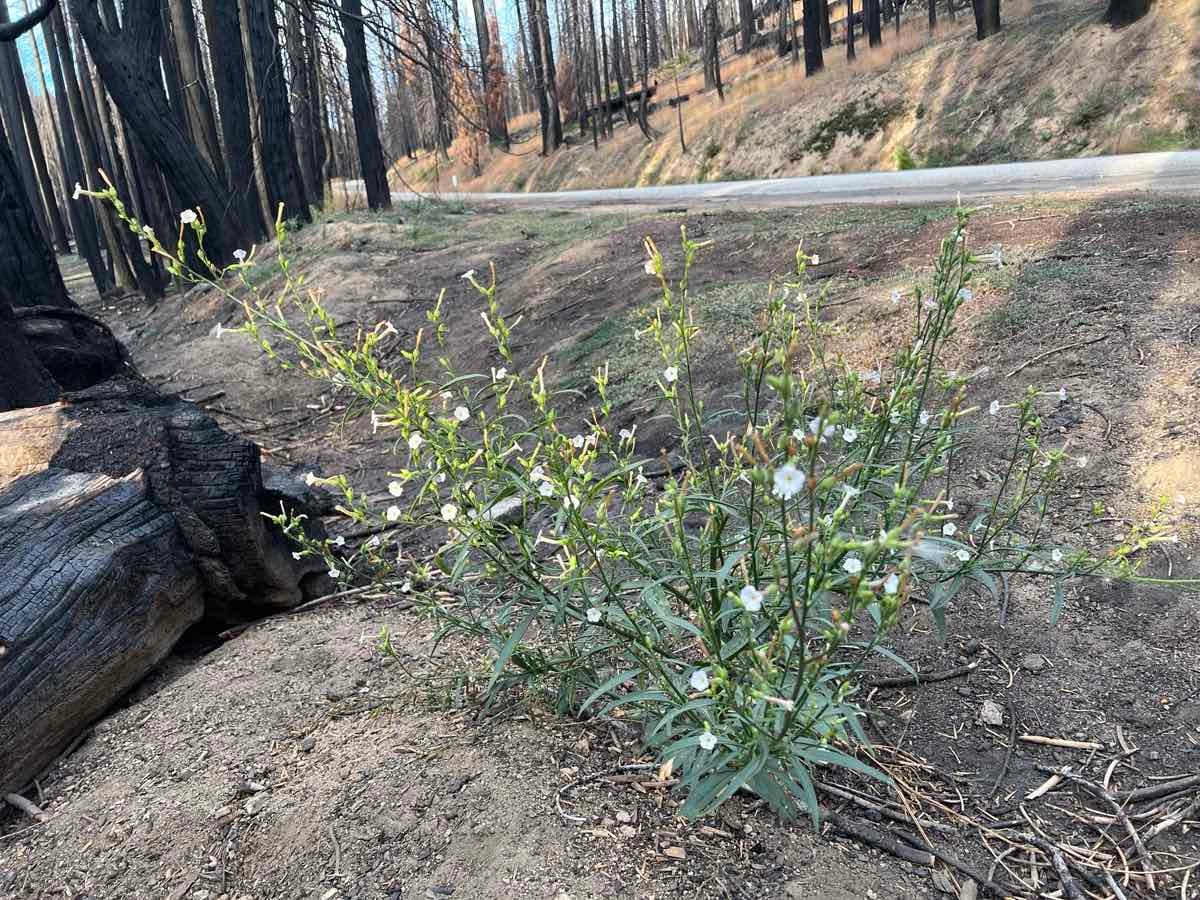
<box><xmin>702</xmin><ymin>0</ymin><xmax>722</xmax><ymax>98</ymax></box>
<box><xmin>0</xmin><ymin>296</ymin><xmax>58</xmax><ymax>411</ymax></box>
<box><xmin>0</xmin><ymin>25</ymin><xmax>48</xmax><ymax>246</ymax></box>
<box><xmin>284</xmin><ymin>0</ymin><xmax>319</xmax><ymax>203</ymax></box>
<box><xmin>803</xmin><ymin>0</ymin><xmax>824</xmax><ymax>74</ymax></box>
<box><xmin>70</xmin><ymin>0</ymin><xmax>250</xmax><ymax>264</ymax></box>
<box><xmin>846</xmin><ymin>0</ymin><xmax>855</xmax><ymax>58</ymax></box>
<box><xmin>243</xmin><ymin>0</ymin><xmax>310</xmax><ymax>222</ymax></box>
<box><xmin>340</xmin><ymin>0</ymin><xmax>390</xmax><ymax>210</ymax></box>
<box><xmin>928</xmin><ymin>0</ymin><xmax>936</xmax><ymax>29</ymax></box>
<box><xmin>737</xmin><ymin>0</ymin><xmax>752</xmax><ymax>52</ymax></box>
<box><xmin>536</xmin><ymin>0</ymin><xmax>563</xmax><ymax>148</ymax></box>
<box><xmin>302</xmin><ymin>4</ymin><xmax>327</xmax><ymax>192</ymax></box>
<box><xmin>1104</xmin><ymin>0</ymin><xmax>1149</xmax><ymax>24</ymax></box>
<box><xmin>610</xmin><ymin>0</ymin><xmax>633</xmax><ymax>123</ymax></box>
<box><xmin>819</xmin><ymin>0</ymin><xmax>831</xmax><ymax>47</ymax></box>
<box><xmin>167</xmin><ymin>0</ymin><xmax>223</xmax><ymax>173</ymax></box>
<box><xmin>866</xmin><ymin>0</ymin><xmax>882</xmax><ymax>45</ymax></box>
<box><xmin>971</xmin><ymin>0</ymin><xmax>1000</xmax><ymax>38</ymax></box>
<box><xmin>202</xmin><ymin>0</ymin><xmax>266</xmax><ymax>240</ymax></box>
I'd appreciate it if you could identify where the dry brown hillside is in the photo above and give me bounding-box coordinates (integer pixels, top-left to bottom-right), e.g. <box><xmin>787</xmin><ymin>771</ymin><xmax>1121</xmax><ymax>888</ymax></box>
<box><xmin>392</xmin><ymin>0</ymin><xmax>1200</xmax><ymax>195</ymax></box>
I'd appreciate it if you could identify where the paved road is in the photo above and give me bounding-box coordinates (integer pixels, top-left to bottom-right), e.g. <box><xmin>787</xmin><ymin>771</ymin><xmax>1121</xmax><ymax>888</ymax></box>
<box><xmin>379</xmin><ymin>151</ymin><xmax>1200</xmax><ymax>209</ymax></box>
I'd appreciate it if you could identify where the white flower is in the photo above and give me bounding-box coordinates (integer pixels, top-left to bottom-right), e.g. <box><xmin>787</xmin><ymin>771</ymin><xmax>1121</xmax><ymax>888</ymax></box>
<box><xmin>400</xmin><ymin>580</ymin><xmax>413</xmax><ymax>593</ymax></box>
<box><xmin>842</xmin><ymin>556</ymin><xmax>863</xmax><ymax>575</ymax></box>
<box><xmin>890</xmin><ymin>288</ymin><xmax>903</xmax><ymax>304</ymax></box>
<box><xmin>1077</xmin><ymin>455</ymin><xmax>1088</xmax><ymax>469</ymax></box>
<box><xmin>954</xmin><ymin>549</ymin><xmax>970</xmax><ymax>563</ymax></box>
<box><xmin>978</xmin><ymin>247</ymin><xmax>1004</xmax><ymax>269</ymax></box>
<box><xmin>860</xmin><ymin>370</ymin><xmax>881</xmax><ymax>385</ymax></box>
<box><xmin>440</xmin><ymin>503</ymin><xmax>459</xmax><ymax>522</ymax></box>
<box><xmin>1057</xmin><ymin>387</ymin><xmax>1068</xmax><ymax>402</ymax></box>
<box><xmin>1052</xmin><ymin>548</ymin><xmax>1064</xmax><ymax>563</ymax></box>
<box><xmin>327</xmin><ymin>567</ymin><xmax>341</xmax><ymax>579</ymax></box>
<box><xmin>376</xmin><ymin>320</ymin><xmax>397</xmax><ymax>339</ymax></box>
<box><xmin>989</xmin><ymin>400</ymin><xmax>1001</xmax><ymax>416</ymax></box>
<box><xmin>842</xmin><ymin>484</ymin><xmax>861</xmax><ymax>500</ymax></box>
<box><xmin>493</xmin><ymin>367</ymin><xmax>508</xmax><ymax>381</ymax></box>
<box><xmin>333</xmin><ymin>535</ymin><xmax>345</xmax><ymax>547</ymax></box>
<box><xmin>179</xmin><ymin>209</ymin><xmax>198</xmax><ymax>225</ymax></box>
<box><xmin>922</xmin><ymin>296</ymin><xmax>938</xmax><ymax>310</ymax></box>
<box><xmin>810</xmin><ymin>253</ymin><xmax>820</xmax><ymax>265</ymax></box>
<box><xmin>233</xmin><ymin>249</ymin><xmax>247</xmax><ymax>262</ymax></box>
<box><xmin>72</xmin><ymin>182</ymin><xmax>83</xmax><ymax>200</ymax></box>
<box><xmin>435</xmin><ymin>472</ymin><xmax>446</xmax><ymax>483</ymax></box>
<box><xmin>772</xmin><ymin>464</ymin><xmax>806</xmax><ymax>500</ymax></box>
<box><xmin>388</xmin><ymin>480</ymin><xmax>404</xmax><ymax>497</ymax></box>
<box><xmin>292</xmin><ymin>551</ymin><xmax>302</xmax><ymax>561</ymax></box>
<box><xmin>385</xmin><ymin>505</ymin><xmax>401</xmax><ymax>522</ymax></box>
<box><xmin>530</xmin><ymin>465</ymin><xmax>547</xmax><ymax>481</ymax></box>
<box><xmin>453</xmin><ymin>405</ymin><xmax>470</xmax><ymax>422</ymax></box>
<box><xmin>689</xmin><ymin>669</ymin><xmax>710</xmax><ymax>692</ymax></box>
<box><xmin>460</xmin><ymin>269</ymin><xmax>476</xmax><ymax>280</ymax></box>
<box><xmin>842</xmin><ymin>427</ymin><xmax>859</xmax><ymax>443</ymax></box>
<box><xmin>407</xmin><ymin>432</ymin><xmax>424</xmax><ymax>451</ymax></box>
<box><xmin>663</xmin><ymin>366</ymin><xmax>679</xmax><ymax>384</ymax></box>
<box><xmin>883</xmin><ymin>573</ymin><xmax>900</xmax><ymax>594</ymax></box>
<box><xmin>698</xmin><ymin>731</ymin><xmax>718</xmax><ymax>751</ymax></box>
<box><xmin>919</xmin><ymin>410</ymin><xmax>931</xmax><ymax>427</ymax></box>
<box><xmin>809</xmin><ymin>417</ymin><xmax>835</xmax><ymax>439</ymax></box>
<box><xmin>942</xmin><ymin>522</ymin><xmax>958</xmax><ymax>537</ymax></box>
<box><xmin>586</xmin><ymin>606</ymin><xmax>602</xmax><ymax>623</ymax></box>
<box><xmin>739</xmin><ymin>585</ymin><xmax>764</xmax><ymax>612</ymax></box>
<box><xmin>957</xmin><ymin>287</ymin><xmax>974</xmax><ymax>303</ymax></box>
<box><xmin>571</xmin><ymin>434</ymin><xmax>586</xmax><ymax>449</ymax></box>
<box><xmin>618</xmin><ymin>426</ymin><xmax>635</xmax><ymax>441</ymax></box>
<box><xmin>538</xmin><ymin>480</ymin><xmax>554</xmax><ymax>497</ymax></box>
<box><xmin>214</xmin><ymin>322</ymin><xmax>224</xmax><ymax>340</ymax></box>
<box><xmin>643</xmin><ymin>259</ymin><xmax>656</xmax><ymax>276</ymax></box>
<box><xmin>304</xmin><ymin>472</ymin><xmax>319</xmax><ymax>486</ymax></box>
<box><xmin>563</xmin><ymin>494</ymin><xmax>581</xmax><ymax>509</ymax></box>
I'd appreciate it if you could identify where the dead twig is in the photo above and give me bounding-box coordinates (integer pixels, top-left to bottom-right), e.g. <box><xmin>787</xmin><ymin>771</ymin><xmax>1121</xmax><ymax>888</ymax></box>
<box><xmin>1019</xmin><ymin>735</ymin><xmax>1104</xmax><ymax>751</ymax></box>
<box><xmin>867</xmin><ymin>660</ymin><xmax>979</xmax><ymax>689</ymax></box>
<box><xmin>989</xmin><ymin>694</ymin><xmax>1018</xmax><ymax>798</ymax></box>
<box><xmin>1005</xmin><ymin>333</ymin><xmax>1110</xmax><ymax>379</ymax></box>
<box><xmin>2</xmin><ymin>793</ymin><xmax>45</xmax><ymax>820</ymax></box>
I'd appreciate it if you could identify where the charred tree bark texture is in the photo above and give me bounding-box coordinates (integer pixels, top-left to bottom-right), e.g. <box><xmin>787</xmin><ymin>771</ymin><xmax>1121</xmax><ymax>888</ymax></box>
<box><xmin>341</xmin><ymin>0</ymin><xmax>391</xmax><ymax>210</ymax></box>
<box><xmin>0</xmin><ymin>467</ymin><xmax>205</xmax><ymax>796</ymax></box>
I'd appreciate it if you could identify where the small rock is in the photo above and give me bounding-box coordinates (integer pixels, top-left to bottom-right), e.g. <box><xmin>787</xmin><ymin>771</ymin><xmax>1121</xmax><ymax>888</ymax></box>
<box><xmin>1021</xmin><ymin>653</ymin><xmax>1047</xmax><ymax>673</ymax></box>
<box><xmin>299</xmin><ymin>736</ymin><xmax>316</xmax><ymax>753</ymax></box>
<box><xmin>618</xmin><ymin>825</ymin><xmax>637</xmax><ymax>839</ymax></box>
<box><xmin>244</xmin><ymin>795</ymin><xmax>267</xmax><ymax>815</ymax></box>
<box><xmin>426</xmin><ymin>887</ymin><xmax>455</xmax><ymax>899</ymax></box>
<box><xmin>354</xmin><ymin>676</ymin><xmax>368</xmax><ymax>687</ymax></box>
<box><xmin>977</xmin><ymin>700</ymin><xmax>1005</xmax><ymax>727</ymax></box>
<box><xmin>662</xmin><ymin>846</ymin><xmax>686</xmax><ymax>860</ymax></box>
<box><xmin>325</xmin><ymin>688</ymin><xmax>346</xmax><ymax>702</ymax></box>
<box><xmin>615</xmin><ymin>810</ymin><xmax>633</xmax><ymax>824</ymax></box>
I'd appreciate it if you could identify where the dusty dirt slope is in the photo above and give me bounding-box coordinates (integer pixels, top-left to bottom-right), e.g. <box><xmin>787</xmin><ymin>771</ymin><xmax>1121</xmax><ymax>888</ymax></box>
<box><xmin>2</xmin><ymin>195</ymin><xmax>1199</xmax><ymax>899</ymax></box>
<box><xmin>390</xmin><ymin>0</ymin><xmax>1200</xmax><ymax>197</ymax></box>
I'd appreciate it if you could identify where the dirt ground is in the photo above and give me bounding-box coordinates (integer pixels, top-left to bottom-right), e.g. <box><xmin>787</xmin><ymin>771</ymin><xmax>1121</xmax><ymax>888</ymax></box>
<box><xmin>3</xmin><ymin>194</ymin><xmax>1199</xmax><ymax>899</ymax></box>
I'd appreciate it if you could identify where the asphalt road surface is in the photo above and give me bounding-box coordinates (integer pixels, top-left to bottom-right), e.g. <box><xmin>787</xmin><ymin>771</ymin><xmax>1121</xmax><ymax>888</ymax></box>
<box><xmin>374</xmin><ymin>150</ymin><xmax>1200</xmax><ymax>209</ymax></box>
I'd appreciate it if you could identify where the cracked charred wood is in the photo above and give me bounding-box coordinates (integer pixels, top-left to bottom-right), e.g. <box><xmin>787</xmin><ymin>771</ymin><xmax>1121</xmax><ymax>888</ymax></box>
<box><xmin>0</xmin><ymin>377</ymin><xmax>331</xmax><ymax>622</ymax></box>
<box><xmin>0</xmin><ymin>467</ymin><xmax>206</xmax><ymax>796</ymax></box>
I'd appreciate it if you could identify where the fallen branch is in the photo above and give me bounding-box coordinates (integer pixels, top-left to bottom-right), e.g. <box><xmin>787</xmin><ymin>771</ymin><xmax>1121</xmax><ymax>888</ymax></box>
<box><xmin>2</xmin><ymin>792</ymin><xmax>46</xmax><ymax>820</ymax></box>
<box><xmin>1122</xmin><ymin>773</ymin><xmax>1200</xmax><ymax>804</ymax></box>
<box><xmin>867</xmin><ymin>660</ymin><xmax>979</xmax><ymax>689</ymax></box>
<box><xmin>1005</xmin><ymin>333</ymin><xmax>1110</xmax><ymax>378</ymax></box>
<box><xmin>1019</xmin><ymin>735</ymin><xmax>1103</xmax><ymax>751</ymax></box>
<box><xmin>1024</xmin><ymin>834</ymin><xmax>1086</xmax><ymax>900</ymax></box>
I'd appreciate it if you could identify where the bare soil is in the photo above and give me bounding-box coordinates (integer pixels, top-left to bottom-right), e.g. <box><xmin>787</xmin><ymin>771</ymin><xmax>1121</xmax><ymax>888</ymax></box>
<box><xmin>3</xmin><ymin>195</ymin><xmax>1198</xmax><ymax>900</ymax></box>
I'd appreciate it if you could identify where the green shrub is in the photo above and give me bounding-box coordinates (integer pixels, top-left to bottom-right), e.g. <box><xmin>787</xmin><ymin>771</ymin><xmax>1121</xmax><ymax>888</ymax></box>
<box><xmin>83</xmin><ymin>180</ymin><xmax>1184</xmax><ymax>821</ymax></box>
<box><xmin>893</xmin><ymin>145</ymin><xmax>917</xmax><ymax>171</ymax></box>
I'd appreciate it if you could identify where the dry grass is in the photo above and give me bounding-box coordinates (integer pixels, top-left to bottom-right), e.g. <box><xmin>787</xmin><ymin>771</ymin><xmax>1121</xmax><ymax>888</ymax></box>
<box><xmin>392</xmin><ymin>0</ymin><xmax>1199</xmax><ymax>195</ymax></box>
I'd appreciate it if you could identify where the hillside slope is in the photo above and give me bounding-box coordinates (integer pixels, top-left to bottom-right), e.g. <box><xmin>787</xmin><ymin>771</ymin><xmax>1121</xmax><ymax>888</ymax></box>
<box><xmin>392</xmin><ymin>0</ymin><xmax>1200</xmax><ymax>195</ymax></box>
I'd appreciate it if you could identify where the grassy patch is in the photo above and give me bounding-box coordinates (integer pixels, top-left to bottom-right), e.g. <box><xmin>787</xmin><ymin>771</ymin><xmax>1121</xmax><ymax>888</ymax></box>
<box><xmin>796</xmin><ymin>95</ymin><xmax>906</xmax><ymax>159</ymax></box>
<box><xmin>1070</xmin><ymin>89</ymin><xmax>1111</xmax><ymax>129</ymax></box>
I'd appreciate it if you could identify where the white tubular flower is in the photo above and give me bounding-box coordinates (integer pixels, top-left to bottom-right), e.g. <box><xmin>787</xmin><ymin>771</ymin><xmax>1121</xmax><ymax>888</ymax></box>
<box><xmin>919</xmin><ymin>410</ymin><xmax>931</xmax><ymax>427</ymax></box>
<box><xmin>643</xmin><ymin>258</ymin><xmax>656</xmax><ymax>276</ymax></box>
<box><xmin>663</xmin><ymin>366</ymin><xmax>679</xmax><ymax>384</ymax></box>
<box><xmin>538</xmin><ymin>480</ymin><xmax>554</xmax><ymax>497</ymax></box>
<box><xmin>883</xmin><ymin>573</ymin><xmax>900</xmax><ymax>594</ymax></box>
<box><xmin>571</xmin><ymin>434</ymin><xmax>586</xmax><ymax>449</ymax></box>
<box><xmin>698</xmin><ymin>731</ymin><xmax>718</xmax><ymax>751</ymax></box>
<box><xmin>942</xmin><ymin>522</ymin><xmax>957</xmax><ymax>537</ymax></box>
<box><xmin>233</xmin><ymin>249</ymin><xmax>247</xmax><ymax>262</ymax></box>
<box><xmin>843</xmin><ymin>427</ymin><xmax>858</xmax><ymax>443</ymax></box>
<box><xmin>954</xmin><ymin>549</ymin><xmax>970</xmax><ymax>563</ymax></box>
<box><xmin>989</xmin><ymin>400</ymin><xmax>1001</xmax><ymax>416</ymax></box>
<box><xmin>407</xmin><ymin>432</ymin><xmax>424</xmax><ymax>451</ymax></box>
<box><xmin>842</xmin><ymin>556</ymin><xmax>863</xmax><ymax>575</ymax></box>
<box><xmin>333</xmin><ymin>535</ymin><xmax>346</xmax><ymax>547</ymax></box>
<box><xmin>890</xmin><ymin>288</ymin><xmax>903</xmax><ymax>304</ymax></box>
<box><xmin>72</xmin><ymin>182</ymin><xmax>84</xmax><ymax>200</ymax></box>
<box><xmin>440</xmin><ymin>503</ymin><xmax>459</xmax><ymax>522</ymax></box>
<box><xmin>957</xmin><ymin>287</ymin><xmax>973</xmax><ymax>303</ymax></box>
<box><xmin>586</xmin><ymin>606</ymin><xmax>602</xmax><ymax>623</ymax></box>
<box><xmin>689</xmin><ymin>669</ymin><xmax>710</xmax><ymax>692</ymax></box>
<box><xmin>291</xmin><ymin>551</ymin><xmax>303</xmax><ymax>561</ymax></box>
<box><xmin>327</xmin><ymin>567</ymin><xmax>341</xmax><ymax>579</ymax></box>
<box><xmin>460</xmin><ymin>269</ymin><xmax>476</xmax><ymax>280</ymax></box>
<box><xmin>385</xmin><ymin>505</ymin><xmax>401</xmax><ymax>522</ymax></box>
<box><xmin>304</xmin><ymin>472</ymin><xmax>319</xmax><ymax>486</ymax></box>
<box><xmin>493</xmin><ymin>366</ymin><xmax>507</xmax><ymax>381</ymax></box>
<box><xmin>179</xmin><ymin>209</ymin><xmax>198</xmax><ymax>224</ymax></box>
<box><xmin>454</xmin><ymin>405</ymin><xmax>470</xmax><ymax>422</ymax></box>
<box><xmin>772</xmin><ymin>464</ymin><xmax>805</xmax><ymax>500</ymax></box>
<box><xmin>1052</xmin><ymin>548</ymin><xmax>1064</xmax><ymax>563</ymax></box>
<box><xmin>388</xmin><ymin>481</ymin><xmax>404</xmax><ymax>497</ymax></box>
<box><xmin>738</xmin><ymin>585</ymin><xmax>764</xmax><ymax>612</ymax></box>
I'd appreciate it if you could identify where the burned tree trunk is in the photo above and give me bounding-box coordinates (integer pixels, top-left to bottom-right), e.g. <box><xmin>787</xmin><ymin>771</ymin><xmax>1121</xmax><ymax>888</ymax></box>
<box><xmin>341</xmin><ymin>0</ymin><xmax>391</xmax><ymax>210</ymax></box>
<box><xmin>1104</xmin><ymin>0</ymin><xmax>1150</xmax><ymax>24</ymax></box>
<box><xmin>971</xmin><ymin>0</ymin><xmax>999</xmax><ymax>38</ymax></box>
<box><xmin>0</xmin><ymin>124</ymin><xmax>70</xmax><ymax>309</ymax></box>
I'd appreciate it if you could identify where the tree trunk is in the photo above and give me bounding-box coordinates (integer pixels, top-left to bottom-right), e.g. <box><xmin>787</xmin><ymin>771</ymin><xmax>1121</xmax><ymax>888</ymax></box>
<box><xmin>611</xmin><ymin>0</ymin><xmax>633</xmax><ymax>123</ymax></box>
<box><xmin>70</xmin><ymin>0</ymin><xmax>249</xmax><ymax>265</ymax></box>
<box><xmin>41</xmin><ymin>6</ymin><xmax>110</xmax><ymax>291</ymax></box>
<box><xmin>167</xmin><ymin>0</ymin><xmax>223</xmax><ymax>175</ymax></box>
<box><xmin>283</xmin><ymin>0</ymin><xmax>319</xmax><ymax>204</ymax></box>
<box><xmin>819</xmin><ymin>0</ymin><xmax>831</xmax><ymax>47</ymax></box>
<box><xmin>737</xmin><ymin>0</ymin><xmax>752</xmax><ymax>52</ymax></box>
<box><xmin>202</xmin><ymin>0</ymin><xmax>267</xmax><ymax>241</ymax></box>
<box><xmin>1104</xmin><ymin>0</ymin><xmax>1149</xmax><ymax>24</ymax></box>
<box><xmin>243</xmin><ymin>0</ymin><xmax>310</xmax><ymax>222</ymax></box>
<box><xmin>702</xmin><ymin>0</ymin><xmax>722</xmax><ymax>98</ymax></box>
<box><xmin>971</xmin><ymin>0</ymin><xmax>1000</xmax><ymax>38</ymax></box>
<box><xmin>597</xmin><ymin>0</ymin><xmax>613</xmax><ymax>135</ymax></box>
<box><xmin>803</xmin><ymin>0</ymin><xmax>824</xmax><ymax>74</ymax></box>
<box><xmin>536</xmin><ymin>0</ymin><xmax>564</xmax><ymax>149</ymax></box>
<box><xmin>634</xmin><ymin>0</ymin><xmax>651</xmax><ymax>138</ymax></box>
<box><xmin>928</xmin><ymin>0</ymin><xmax>936</xmax><ymax>28</ymax></box>
<box><xmin>867</xmin><ymin>0</ymin><xmax>882</xmax><ymax>45</ymax></box>
<box><xmin>341</xmin><ymin>0</ymin><xmax>390</xmax><ymax>210</ymax></box>
<box><xmin>846</xmin><ymin>0</ymin><xmax>855</xmax><ymax>57</ymax></box>
<box><xmin>0</xmin><ymin>296</ymin><xmax>59</xmax><ymax>411</ymax></box>
<box><xmin>0</xmin><ymin>10</ymin><xmax>49</xmax><ymax>246</ymax></box>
